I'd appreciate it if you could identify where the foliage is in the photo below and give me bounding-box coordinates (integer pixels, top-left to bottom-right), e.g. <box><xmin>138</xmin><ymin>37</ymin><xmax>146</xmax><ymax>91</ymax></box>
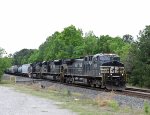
<box><xmin>13</xmin><ymin>25</ymin><xmax>131</xmax><ymax>63</ymax></box>
<box><xmin>108</xmin><ymin>100</ymin><xmax>119</xmax><ymax>111</ymax></box>
<box><xmin>144</xmin><ymin>101</ymin><xmax>150</xmax><ymax>114</ymax></box>
<box><xmin>0</xmin><ymin>47</ymin><xmax>12</xmax><ymax>81</ymax></box>
<box><xmin>35</xmin><ymin>25</ymin><xmax>84</xmax><ymax>60</ymax></box>
<box><xmin>0</xmin><ymin>48</ymin><xmax>6</xmax><ymax>57</ymax></box>
<box><xmin>83</xmin><ymin>31</ymin><xmax>97</xmax><ymax>55</ymax></box>
<box><xmin>123</xmin><ymin>34</ymin><xmax>134</xmax><ymax>43</ymax></box>
<box><xmin>28</xmin><ymin>50</ymin><xmax>40</xmax><ymax>63</ymax></box>
<box><xmin>128</xmin><ymin>26</ymin><xmax>150</xmax><ymax>88</ymax></box>
<box><xmin>13</xmin><ymin>48</ymin><xmax>36</xmax><ymax>65</ymax></box>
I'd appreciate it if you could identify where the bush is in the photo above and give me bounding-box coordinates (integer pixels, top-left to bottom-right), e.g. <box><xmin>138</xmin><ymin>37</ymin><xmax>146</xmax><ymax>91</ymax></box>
<box><xmin>144</xmin><ymin>101</ymin><xmax>150</xmax><ymax>114</ymax></box>
<box><xmin>108</xmin><ymin>100</ymin><xmax>119</xmax><ymax>111</ymax></box>
<box><xmin>0</xmin><ymin>57</ymin><xmax>12</xmax><ymax>82</ymax></box>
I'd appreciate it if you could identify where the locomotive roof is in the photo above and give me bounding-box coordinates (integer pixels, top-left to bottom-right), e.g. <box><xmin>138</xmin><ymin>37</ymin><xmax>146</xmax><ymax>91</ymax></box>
<box><xmin>22</xmin><ymin>63</ymin><xmax>31</xmax><ymax>66</ymax></box>
<box><xmin>103</xmin><ymin>53</ymin><xmax>119</xmax><ymax>57</ymax></box>
<box><xmin>93</xmin><ymin>53</ymin><xmax>119</xmax><ymax>57</ymax></box>
<box><xmin>74</xmin><ymin>58</ymin><xmax>83</xmax><ymax>61</ymax></box>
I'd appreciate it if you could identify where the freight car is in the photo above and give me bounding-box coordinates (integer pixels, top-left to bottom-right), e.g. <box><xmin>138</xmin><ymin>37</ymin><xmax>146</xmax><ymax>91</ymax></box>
<box><xmin>6</xmin><ymin>65</ymin><xmax>18</xmax><ymax>75</ymax></box>
<box><xmin>21</xmin><ymin>64</ymin><xmax>32</xmax><ymax>77</ymax></box>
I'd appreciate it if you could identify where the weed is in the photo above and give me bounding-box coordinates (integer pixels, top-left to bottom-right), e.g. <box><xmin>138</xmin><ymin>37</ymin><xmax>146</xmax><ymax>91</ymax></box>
<box><xmin>47</xmin><ymin>85</ymin><xmax>57</xmax><ymax>91</ymax></box>
<box><xmin>9</xmin><ymin>76</ymin><xmax>16</xmax><ymax>83</ymax></box>
<box><xmin>62</xmin><ymin>88</ymin><xmax>71</xmax><ymax>96</ymax></box>
<box><xmin>95</xmin><ymin>91</ymin><xmax>116</xmax><ymax>106</ymax></box>
<box><xmin>95</xmin><ymin>95</ymin><xmax>108</xmax><ymax>106</ymax></box>
<box><xmin>0</xmin><ymin>80</ymin><xmax>12</xmax><ymax>84</ymax></box>
<box><xmin>95</xmin><ymin>92</ymin><xmax>119</xmax><ymax>112</ymax></box>
<box><xmin>108</xmin><ymin>100</ymin><xmax>119</xmax><ymax>111</ymax></box>
<box><xmin>31</xmin><ymin>83</ymin><xmax>42</xmax><ymax>91</ymax></box>
<box><xmin>144</xmin><ymin>101</ymin><xmax>150</xmax><ymax>114</ymax></box>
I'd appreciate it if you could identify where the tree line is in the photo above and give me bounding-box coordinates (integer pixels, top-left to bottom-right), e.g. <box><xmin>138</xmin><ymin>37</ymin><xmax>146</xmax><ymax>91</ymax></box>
<box><xmin>13</xmin><ymin>25</ymin><xmax>131</xmax><ymax>63</ymax></box>
<box><xmin>0</xmin><ymin>25</ymin><xmax>150</xmax><ymax>88</ymax></box>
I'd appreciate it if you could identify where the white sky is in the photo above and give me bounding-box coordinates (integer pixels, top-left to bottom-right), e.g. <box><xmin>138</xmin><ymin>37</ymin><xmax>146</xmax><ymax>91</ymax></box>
<box><xmin>0</xmin><ymin>0</ymin><xmax>150</xmax><ymax>54</ymax></box>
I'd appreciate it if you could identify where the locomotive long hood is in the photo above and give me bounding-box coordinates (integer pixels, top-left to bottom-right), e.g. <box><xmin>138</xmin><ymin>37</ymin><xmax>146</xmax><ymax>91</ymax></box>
<box><xmin>102</xmin><ymin>61</ymin><xmax>124</xmax><ymax>67</ymax></box>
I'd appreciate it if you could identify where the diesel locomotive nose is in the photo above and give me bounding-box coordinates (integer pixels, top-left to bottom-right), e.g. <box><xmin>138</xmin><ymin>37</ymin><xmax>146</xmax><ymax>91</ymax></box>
<box><xmin>100</xmin><ymin>60</ymin><xmax>126</xmax><ymax>90</ymax></box>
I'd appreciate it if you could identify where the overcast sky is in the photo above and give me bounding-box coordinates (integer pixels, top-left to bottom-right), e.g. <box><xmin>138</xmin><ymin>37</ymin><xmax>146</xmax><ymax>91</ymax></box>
<box><xmin>0</xmin><ymin>0</ymin><xmax>150</xmax><ymax>54</ymax></box>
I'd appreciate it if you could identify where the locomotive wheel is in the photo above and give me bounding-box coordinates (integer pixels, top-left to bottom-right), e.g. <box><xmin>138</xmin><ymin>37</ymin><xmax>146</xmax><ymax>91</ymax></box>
<box><xmin>90</xmin><ymin>81</ymin><xmax>96</xmax><ymax>87</ymax></box>
<box><xmin>91</xmin><ymin>84</ymin><xmax>96</xmax><ymax>88</ymax></box>
<box><xmin>66</xmin><ymin>77</ymin><xmax>71</xmax><ymax>83</ymax></box>
<box><xmin>60</xmin><ymin>73</ymin><xmax>65</xmax><ymax>83</ymax></box>
<box><xmin>90</xmin><ymin>79</ymin><xmax>96</xmax><ymax>87</ymax></box>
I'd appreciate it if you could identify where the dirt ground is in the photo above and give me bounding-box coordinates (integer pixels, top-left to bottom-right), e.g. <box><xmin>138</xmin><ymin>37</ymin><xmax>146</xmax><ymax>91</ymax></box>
<box><xmin>0</xmin><ymin>86</ymin><xmax>76</xmax><ymax>115</ymax></box>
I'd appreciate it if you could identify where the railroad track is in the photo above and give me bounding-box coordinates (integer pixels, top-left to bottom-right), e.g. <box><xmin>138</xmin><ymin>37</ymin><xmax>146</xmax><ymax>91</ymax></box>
<box><xmin>47</xmin><ymin>80</ymin><xmax>150</xmax><ymax>99</ymax></box>
<box><xmin>125</xmin><ymin>87</ymin><xmax>150</xmax><ymax>93</ymax></box>
<box><xmin>122</xmin><ymin>87</ymin><xmax>150</xmax><ymax>99</ymax></box>
<box><xmin>5</xmin><ymin>74</ymin><xmax>150</xmax><ymax>99</ymax></box>
<box><xmin>65</xmin><ymin>83</ymin><xmax>150</xmax><ymax>99</ymax></box>
<box><xmin>16</xmin><ymin>79</ymin><xmax>43</xmax><ymax>83</ymax></box>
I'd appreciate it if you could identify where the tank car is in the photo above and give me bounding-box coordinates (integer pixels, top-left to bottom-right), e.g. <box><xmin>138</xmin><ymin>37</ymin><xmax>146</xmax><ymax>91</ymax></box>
<box><xmin>7</xmin><ymin>65</ymin><xmax>18</xmax><ymax>75</ymax></box>
<box><xmin>21</xmin><ymin>64</ymin><xmax>32</xmax><ymax>77</ymax></box>
<box><xmin>17</xmin><ymin>65</ymin><xmax>22</xmax><ymax>76</ymax></box>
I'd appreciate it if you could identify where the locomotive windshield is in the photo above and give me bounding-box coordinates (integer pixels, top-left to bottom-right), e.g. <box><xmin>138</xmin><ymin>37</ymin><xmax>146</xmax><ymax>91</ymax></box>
<box><xmin>103</xmin><ymin>54</ymin><xmax>120</xmax><ymax>62</ymax></box>
<box><xmin>99</xmin><ymin>56</ymin><xmax>110</xmax><ymax>61</ymax></box>
<box><xmin>93</xmin><ymin>54</ymin><xmax>120</xmax><ymax>63</ymax></box>
<box><xmin>112</xmin><ymin>57</ymin><xmax>120</xmax><ymax>61</ymax></box>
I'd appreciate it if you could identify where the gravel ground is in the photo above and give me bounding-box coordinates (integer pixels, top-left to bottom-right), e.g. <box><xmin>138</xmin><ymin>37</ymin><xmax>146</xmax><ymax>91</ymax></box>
<box><xmin>3</xmin><ymin>74</ymin><xmax>150</xmax><ymax>109</ymax></box>
<box><xmin>0</xmin><ymin>86</ymin><xmax>76</xmax><ymax>115</ymax></box>
<box><xmin>40</xmin><ymin>80</ymin><xmax>150</xmax><ymax>109</ymax></box>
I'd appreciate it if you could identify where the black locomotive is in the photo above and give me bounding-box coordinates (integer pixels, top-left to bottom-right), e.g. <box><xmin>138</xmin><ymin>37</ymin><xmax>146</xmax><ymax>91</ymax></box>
<box><xmin>6</xmin><ymin>53</ymin><xmax>126</xmax><ymax>90</ymax></box>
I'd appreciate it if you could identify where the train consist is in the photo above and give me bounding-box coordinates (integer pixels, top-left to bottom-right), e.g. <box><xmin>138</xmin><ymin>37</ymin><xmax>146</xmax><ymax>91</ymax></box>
<box><xmin>6</xmin><ymin>53</ymin><xmax>126</xmax><ymax>90</ymax></box>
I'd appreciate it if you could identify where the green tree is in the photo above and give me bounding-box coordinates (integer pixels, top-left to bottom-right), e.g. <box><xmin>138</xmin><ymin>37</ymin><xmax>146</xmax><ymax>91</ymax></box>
<box><xmin>28</xmin><ymin>50</ymin><xmax>40</xmax><ymax>63</ymax></box>
<box><xmin>0</xmin><ymin>48</ymin><xmax>6</xmax><ymax>57</ymax></box>
<box><xmin>60</xmin><ymin>25</ymin><xmax>83</xmax><ymax>58</ymax></box>
<box><xmin>36</xmin><ymin>25</ymin><xmax>84</xmax><ymax>60</ymax></box>
<box><xmin>129</xmin><ymin>26</ymin><xmax>150</xmax><ymax>88</ymax></box>
<box><xmin>123</xmin><ymin>34</ymin><xmax>134</xmax><ymax>43</ymax></box>
<box><xmin>0</xmin><ymin>47</ymin><xmax>12</xmax><ymax>81</ymax></box>
<box><xmin>96</xmin><ymin>35</ymin><xmax>112</xmax><ymax>53</ymax></box>
<box><xmin>13</xmin><ymin>49</ymin><xmax>36</xmax><ymax>65</ymax></box>
<box><xmin>83</xmin><ymin>31</ymin><xmax>97</xmax><ymax>55</ymax></box>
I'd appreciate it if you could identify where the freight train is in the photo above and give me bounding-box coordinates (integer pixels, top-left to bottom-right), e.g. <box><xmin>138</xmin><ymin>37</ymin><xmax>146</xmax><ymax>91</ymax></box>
<box><xmin>6</xmin><ymin>53</ymin><xmax>126</xmax><ymax>90</ymax></box>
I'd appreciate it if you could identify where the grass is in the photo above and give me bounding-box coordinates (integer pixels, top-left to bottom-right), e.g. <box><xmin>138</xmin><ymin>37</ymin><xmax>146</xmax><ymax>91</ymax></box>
<box><xmin>0</xmin><ymin>80</ymin><xmax>146</xmax><ymax>115</ymax></box>
<box><xmin>0</xmin><ymin>80</ymin><xmax>15</xmax><ymax>84</ymax></box>
<box><xmin>144</xmin><ymin>101</ymin><xmax>150</xmax><ymax>115</ymax></box>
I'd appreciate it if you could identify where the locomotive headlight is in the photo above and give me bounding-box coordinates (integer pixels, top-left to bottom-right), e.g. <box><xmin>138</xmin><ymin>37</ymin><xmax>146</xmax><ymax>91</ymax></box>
<box><xmin>110</xmin><ymin>74</ymin><xmax>112</xmax><ymax>76</ymax></box>
<box><xmin>122</xmin><ymin>73</ymin><xmax>124</xmax><ymax>76</ymax></box>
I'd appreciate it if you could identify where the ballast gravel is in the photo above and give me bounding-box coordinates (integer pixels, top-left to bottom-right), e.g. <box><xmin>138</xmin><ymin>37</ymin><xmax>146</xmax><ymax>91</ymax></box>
<box><xmin>0</xmin><ymin>86</ymin><xmax>76</xmax><ymax>115</ymax></box>
<box><xmin>40</xmin><ymin>80</ymin><xmax>150</xmax><ymax>109</ymax></box>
